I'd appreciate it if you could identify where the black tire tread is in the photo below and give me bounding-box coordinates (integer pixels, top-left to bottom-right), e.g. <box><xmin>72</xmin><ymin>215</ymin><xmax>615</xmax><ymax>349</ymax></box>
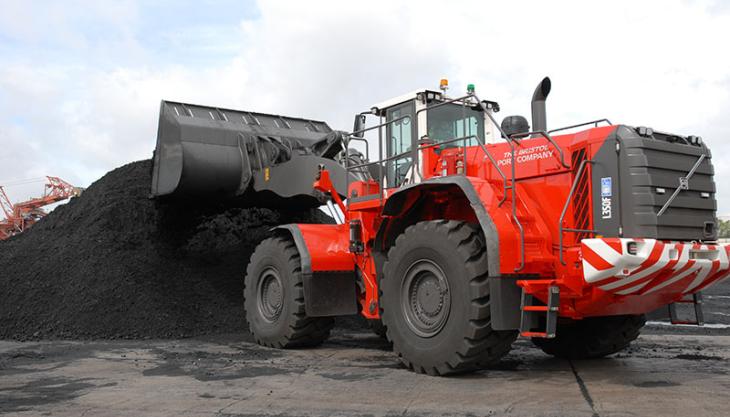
<box><xmin>244</xmin><ymin>236</ymin><xmax>333</xmax><ymax>348</ymax></box>
<box><xmin>382</xmin><ymin>220</ymin><xmax>517</xmax><ymax>376</ymax></box>
<box><xmin>532</xmin><ymin>314</ymin><xmax>645</xmax><ymax>359</ymax></box>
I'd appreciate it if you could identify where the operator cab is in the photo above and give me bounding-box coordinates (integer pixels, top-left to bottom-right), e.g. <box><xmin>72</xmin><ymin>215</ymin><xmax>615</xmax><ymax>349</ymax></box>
<box><xmin>359</xmin><ymin>80</ymin><xmax>501</xmax><ymax>188</ymax></box>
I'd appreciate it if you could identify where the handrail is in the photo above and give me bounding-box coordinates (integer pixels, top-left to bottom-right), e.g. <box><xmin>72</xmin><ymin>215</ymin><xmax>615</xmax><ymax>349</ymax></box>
<box><xmin>414</xmin><ymin>94</ymin><xmax>477</xmax><ymax>185</ymax></box>
<box><xmin>342</xmin><ymin>91</ymin><xmax>528</xmax><ymax>272</ymax></box>
<box><xmin>559</xmin><ymin>159</ymin><xmax>595</xmax><ymax>265</ymax></box>
<box><xmin>345</xmin><ymin>97</ymin><xmax>512</xmax><ymax>204</ymax></box>
<box><xmin>418</xmin><ymin>134</ymin><xmax>509</xmax><ymax>204</ymax></box>
<box><xmin>344</xmin><ymin>132</ymin><xmax>510</xmax><ymax>205</ymax></box>
<box><xmin>548</xmin><ymin>119</ymin><xmax>612</xmax><ymax>135</ymax></box>
<box><xmin>456</xmin><ymin>93</ymin><xmax>529</xmax><ymax>271</ymax></box>
<box><xmin>348</xmin><ymin>115</ymin><xmax>412</xmax><ymax>139</ymax></box>
<box><xmin>345</xmin><ymin>149</ymin><xmax>412</xmax><ymax>170</ymax></box>
<box><xmin>344</xmin><ymin>115</ymin><xmax>413</xmax><ymax>205</ymax></box>
<box><xmin>506</xmin><ymin>138</ymin><xmax>525</xmax><ymax>271</ymax></box>
<box><xmin>345</xmin><ymin>136</ymin><xmax>370</xmax><ymax>162</ymax></box>
<box><xmin>471</xmin><ymin>93</ymin><xmax>527</xmax><ymax>271</ymax></box>
<box><xmin>471</xmin><ymin>93</ymin><xmax>525</xmax><ymax>272</ymax></box>
<box><xmin>348</xmin><ymin>134</ymin><xmax>505</xmax><ymax>178</ymax></box>
<box><xmin>417</xmin><ymin>93</ymin><xmax>512</xmax><ymax>205</ymax></box>
<box><xmin>449</xmin><ymin>94</ymin><xmax>516</xmax><ymax>206</ymax></box>
<box><xmin>508</xmin><ymin>130</ymin><xmax>570</xmax><ymax>169</ymax></box>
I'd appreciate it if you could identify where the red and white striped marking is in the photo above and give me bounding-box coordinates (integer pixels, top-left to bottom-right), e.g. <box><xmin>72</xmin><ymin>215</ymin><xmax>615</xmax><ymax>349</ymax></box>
<box><xmin>581</xmin><ymin>238</ymin><xmax>730</xmax><ymax>296</ymax></box>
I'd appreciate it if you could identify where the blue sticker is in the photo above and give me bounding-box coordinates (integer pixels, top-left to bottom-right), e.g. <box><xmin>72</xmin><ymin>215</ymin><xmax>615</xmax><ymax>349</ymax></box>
<box><xmin>601</xmin><ymin>177</ymin><xmax>612</xmax><ymax>197</ymax></box>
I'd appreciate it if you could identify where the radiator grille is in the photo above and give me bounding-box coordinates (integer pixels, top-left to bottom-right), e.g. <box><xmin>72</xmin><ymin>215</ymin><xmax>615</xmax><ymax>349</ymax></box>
<box><xmin>571</xmin><ymin>148</ymin><xmax>592</xmax><ymax>241</ymax></box>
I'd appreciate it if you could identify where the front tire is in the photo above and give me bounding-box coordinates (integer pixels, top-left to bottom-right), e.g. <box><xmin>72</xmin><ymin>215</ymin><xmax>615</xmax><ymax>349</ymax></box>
<box><xmin>367</xmin><ymin>319</ymin><xmax>388</xmax><ymax>339</ymax></box>
<box><xmin>244</xmin><ymin>236</ymin><xmax>333</xmax><ymax>348</ymax></box>
<box><xmin>532</xmin><ymin>315</ymin><xmax>646</xmax><ymax>359</ymax></box>
<box><xmin>381</xmin><ymin>220</ymin><xmax>517</xmax><ymax>376</ymax></box>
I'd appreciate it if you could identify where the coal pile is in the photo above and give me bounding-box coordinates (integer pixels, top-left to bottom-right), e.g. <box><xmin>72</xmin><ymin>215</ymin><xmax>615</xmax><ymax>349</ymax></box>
<box><xmin>0</xmin><ymin>159</ymin><xmax>334</xmax><ymax>340</ymax></box>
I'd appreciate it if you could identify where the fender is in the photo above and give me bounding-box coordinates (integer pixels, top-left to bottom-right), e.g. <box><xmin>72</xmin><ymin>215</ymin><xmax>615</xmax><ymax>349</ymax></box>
<box><xmin>380</xmin><ymin>176</ymin><xmax>500</xmax><ymax>275</ymax></box>
<box><xmin>377</xmin><ymin>176</ymin><xmax>521</xmax><ymax>330</ymax></box>
<box><xmin>272</xmin><ymin>224</ymin><xmax>358</xmax><ymax>317</ymax></box>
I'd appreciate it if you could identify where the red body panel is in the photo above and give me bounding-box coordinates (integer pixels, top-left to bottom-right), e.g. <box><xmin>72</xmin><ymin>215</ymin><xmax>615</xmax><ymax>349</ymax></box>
<box><xmin>298</xmin><ymin>224</ymin><xmax>354</xmax><ymax>272</ymax></box>
<box><xmin>291</xmin><ymin>125</ymin><xmax>729</xmax><ymax>321</ymax></box>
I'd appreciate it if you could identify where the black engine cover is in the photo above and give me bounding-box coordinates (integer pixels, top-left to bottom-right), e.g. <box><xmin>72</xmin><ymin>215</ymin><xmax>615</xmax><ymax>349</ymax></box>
<box><xmin>591</xmin><ymin>125</ymin><xmax>717</xmax><ymax>241</ymax></box>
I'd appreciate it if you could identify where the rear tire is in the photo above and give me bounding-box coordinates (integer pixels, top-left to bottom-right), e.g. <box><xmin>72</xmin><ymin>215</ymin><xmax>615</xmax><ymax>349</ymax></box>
<box><xmin>532</xmin><ymin>315</ymin><xmax>646</xmax><ymax>359</ymax></box>
<box><xmin>381</xmin><ymin>220</ymin><xmax>517</xmax><ymax>376</ymax></box>
<box><xmin>244</xmin><ymin>236</ymin><xmax>333</xmax><ymax>348</ymax></box>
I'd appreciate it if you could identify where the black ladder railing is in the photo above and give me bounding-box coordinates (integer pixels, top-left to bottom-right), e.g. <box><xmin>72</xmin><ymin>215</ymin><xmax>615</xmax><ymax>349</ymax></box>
<box><xmin>476</xmin><ymin>96</ymin><xmax>526</xmax><ymax>272</ymax></box>
<box><xmin>520</xmin><ymin>284</ymin><xmax>560</xmax><ymax>338</ymax></box>
<box><xmin>504</xmin><ymin>129</ymin><xmax>570</xmax><ymax>271</ymax></box>
<box><xmin>548</xmin><ymin>119</ymin><xmax>612</xmax><ymax>135</ymax></box>
<box><xmin>668</xmin><ymin>292</ymin><xmax>704</xmax><ymax>325</ymax></box>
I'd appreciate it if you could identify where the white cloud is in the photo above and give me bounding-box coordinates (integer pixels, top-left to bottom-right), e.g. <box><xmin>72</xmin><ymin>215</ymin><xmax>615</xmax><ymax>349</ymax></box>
<box><xmin>2</xmin><ymin>0</ymin><xmax>730</xmax><ymax>213</ymax></box>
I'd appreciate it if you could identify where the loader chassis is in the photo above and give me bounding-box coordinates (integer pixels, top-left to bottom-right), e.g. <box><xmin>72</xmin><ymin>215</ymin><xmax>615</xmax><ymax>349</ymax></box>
<box><xmin>151</xmin><ymin>78</ymin><xmax>730</xmax><ymax>375</ymax></box>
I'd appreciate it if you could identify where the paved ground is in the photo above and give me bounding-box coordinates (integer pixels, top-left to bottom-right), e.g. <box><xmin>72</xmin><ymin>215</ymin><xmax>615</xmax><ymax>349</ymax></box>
<box><xmin>1</xmin><ymin>329</ymin><xmax>730</xmax><ymax>417</ymax></box>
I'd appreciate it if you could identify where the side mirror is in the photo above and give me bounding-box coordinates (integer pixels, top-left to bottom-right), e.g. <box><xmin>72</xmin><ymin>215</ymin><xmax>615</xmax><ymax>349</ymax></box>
<box><xmin>353</xmin><ymin>114</ymin><xmax>366</xmax><ymax>136</ymax></box>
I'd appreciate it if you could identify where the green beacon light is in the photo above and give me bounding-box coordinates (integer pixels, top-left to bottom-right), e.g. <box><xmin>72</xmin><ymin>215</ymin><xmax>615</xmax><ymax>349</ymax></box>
<box><xmin>467</xmin><ymin>83</ymin><xmax>475</xmax><ymax>94</ymax></box>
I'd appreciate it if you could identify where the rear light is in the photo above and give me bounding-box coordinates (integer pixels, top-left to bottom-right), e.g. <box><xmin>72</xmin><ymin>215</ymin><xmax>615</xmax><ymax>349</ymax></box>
<box><xmin>627</xmin><ymin>242</ymin><xmax>638</xmax><ymax>255</ymax></box>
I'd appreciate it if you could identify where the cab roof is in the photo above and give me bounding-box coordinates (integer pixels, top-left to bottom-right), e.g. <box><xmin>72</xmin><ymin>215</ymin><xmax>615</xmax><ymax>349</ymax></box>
<box><xmin>370</xmin><ymin>89</ymin><xmax>444</xmax><ymax>114</ymax></box>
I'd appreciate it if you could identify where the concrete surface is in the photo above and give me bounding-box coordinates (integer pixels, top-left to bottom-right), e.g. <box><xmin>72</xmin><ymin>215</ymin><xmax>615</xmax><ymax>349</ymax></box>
<box><xmin>1</xmin><ymin>330</ymin><xmax>729</xmax><ymax>417</ymax></box>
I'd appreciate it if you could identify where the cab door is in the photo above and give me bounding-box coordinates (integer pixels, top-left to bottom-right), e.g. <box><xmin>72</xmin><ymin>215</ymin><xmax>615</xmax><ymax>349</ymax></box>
<box><xmin>385</xmin><ymin>101</ymin><xmax>415</xmax><ymax>188</ymax></box>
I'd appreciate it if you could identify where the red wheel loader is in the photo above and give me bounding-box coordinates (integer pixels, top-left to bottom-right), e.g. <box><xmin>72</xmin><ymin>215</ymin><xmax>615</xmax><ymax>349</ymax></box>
<box><xmin>151</xmin><ymin>78</ymin><xmax>728</xmax><ymax>375</ymax></box>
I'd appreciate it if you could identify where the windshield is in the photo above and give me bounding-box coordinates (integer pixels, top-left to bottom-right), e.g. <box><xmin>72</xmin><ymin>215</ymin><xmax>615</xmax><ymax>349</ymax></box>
<box><xmin>427</xmin><ymin>103</ymin><xmax>484</xmax><ymax>148</ymax></box>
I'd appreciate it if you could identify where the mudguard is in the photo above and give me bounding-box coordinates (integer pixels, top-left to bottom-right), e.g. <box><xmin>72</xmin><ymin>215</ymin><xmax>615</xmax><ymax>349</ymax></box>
<box><xmin>273</xmin><ymin>224</ymin><xmax>358</xmax><ymax>317</ymax></box>
<box><xmin>381</xmin><ymin>176</ymin><xmax>500</xmax><ymax>275</ymax></box>
<box><xmin>378</xmin><ymin>176</ymin><xmax>521</xmax><ymax>330</ymax></box>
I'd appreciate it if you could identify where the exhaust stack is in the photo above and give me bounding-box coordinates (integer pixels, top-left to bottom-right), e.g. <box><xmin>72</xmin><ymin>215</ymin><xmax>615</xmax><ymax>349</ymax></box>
<box><xmin>531</xmin><ymin>77</ymin><xmax>551</xmax><ymax>133</ymax></box>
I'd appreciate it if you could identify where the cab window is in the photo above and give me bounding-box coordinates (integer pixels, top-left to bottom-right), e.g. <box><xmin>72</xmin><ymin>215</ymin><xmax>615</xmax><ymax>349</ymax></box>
<box><xmin>427</xmin><ymin>104</ymin><xmax>484</xmax><ymax>148</ymax></box>
<box><xmin>385</xmin><ymin>102</ymin><xmax>414</xmax><ymax>187</ymax></box>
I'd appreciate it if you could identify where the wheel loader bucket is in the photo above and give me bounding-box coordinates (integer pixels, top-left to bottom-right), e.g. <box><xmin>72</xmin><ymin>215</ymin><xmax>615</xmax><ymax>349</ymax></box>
<box><xmin>151</xmin><ymin>100</ymin><xmax>350</xmax><ymax>208</ymax></box>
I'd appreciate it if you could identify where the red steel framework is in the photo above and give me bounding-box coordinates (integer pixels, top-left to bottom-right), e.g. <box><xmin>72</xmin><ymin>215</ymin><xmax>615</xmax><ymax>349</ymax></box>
<box><xmin>0</xmin><ymin>176</ymin><xmax>80</xmax><ymax>240</ymax></box>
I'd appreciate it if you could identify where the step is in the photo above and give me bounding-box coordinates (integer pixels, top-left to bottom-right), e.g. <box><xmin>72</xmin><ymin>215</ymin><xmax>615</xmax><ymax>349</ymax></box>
<box><xmin>668</xmin><ymin>292</ymin><xmax>703</xmax><ymax>326</ymax></box>
<box><xmin>522</xmin><ymin>305</ymin><xmax>559</xmax><ymax>312</ymax></box>
<box><xmin>521</xmin><ymin>331</ymin><xmax>555</xmax><ymax>338</ymax></box>
<box><xmin>519</xmin><ymin>286</ymin><xmax>560</xmax><ymax>339</ymax></box>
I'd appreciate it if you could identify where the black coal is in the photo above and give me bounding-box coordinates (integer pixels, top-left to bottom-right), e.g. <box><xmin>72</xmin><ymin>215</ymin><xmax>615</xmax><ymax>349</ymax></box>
<box><xmin>0</xmin><ymin>160</ymin><xmax>339</xmax><ymax>340</ymax></box>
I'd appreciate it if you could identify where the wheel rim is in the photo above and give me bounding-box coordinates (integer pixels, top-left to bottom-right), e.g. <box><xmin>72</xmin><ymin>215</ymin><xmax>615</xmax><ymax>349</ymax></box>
<box><xmin>400</xmin><ymin>259</ymin><xmax>451</xmax><ymax>338</ymax></box>
<box><xmin>257</xmin><ymin>267</ymin><xmax>284</xmax><ymax>322</ymax></box>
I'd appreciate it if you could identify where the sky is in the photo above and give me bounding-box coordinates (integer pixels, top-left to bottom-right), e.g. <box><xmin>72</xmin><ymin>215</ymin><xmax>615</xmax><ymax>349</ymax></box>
<box><xmin>1</xmin><ymin>0</ymin><xmax>730</xmax><ymax>213</ymax></box>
